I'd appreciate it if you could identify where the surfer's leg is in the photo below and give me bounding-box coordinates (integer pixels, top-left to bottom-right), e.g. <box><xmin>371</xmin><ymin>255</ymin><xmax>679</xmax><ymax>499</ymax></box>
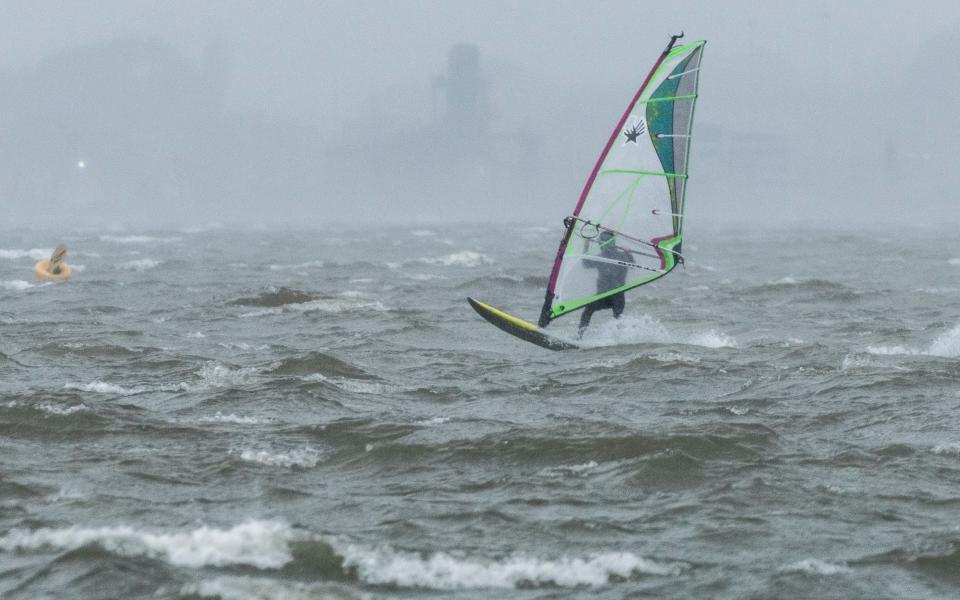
<box><xmin>611</xmin><ymin>293</ymin><xmax>625</xmax><ymax>318</ymax></box>
<box><xmin>578</xmin><ymin>306</ymin><xmax>595</xmax><ymax>338</ymax></box>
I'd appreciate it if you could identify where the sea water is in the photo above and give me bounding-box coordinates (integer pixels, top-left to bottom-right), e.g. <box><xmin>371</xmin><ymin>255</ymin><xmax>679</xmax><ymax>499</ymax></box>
<box><xmin>1</xmin><ymin>223</ymin><xmax>959</xmax><ymax>599</ymax></box>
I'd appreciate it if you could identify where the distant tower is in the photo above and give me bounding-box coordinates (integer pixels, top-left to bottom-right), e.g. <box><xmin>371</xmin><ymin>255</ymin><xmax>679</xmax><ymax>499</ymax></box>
<box><xmin>434</xmin><ymin>44</ymin><xmax>487</xmax><ymax>130</ymax></box>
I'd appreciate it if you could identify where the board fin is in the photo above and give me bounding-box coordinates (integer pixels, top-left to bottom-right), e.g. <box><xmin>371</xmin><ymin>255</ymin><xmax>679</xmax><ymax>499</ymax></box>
<box><xmin>467</xmin><ymin>297</ymin><xmax>578</xmax><ymax>351</ymax></box>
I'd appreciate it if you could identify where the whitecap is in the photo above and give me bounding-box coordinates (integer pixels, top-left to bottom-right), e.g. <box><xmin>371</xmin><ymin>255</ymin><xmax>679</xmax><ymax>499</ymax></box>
<box><xmin>928</xmin><ymin>324</ymin><xmax>960</xmax><ymax>357</ymax></box>
<box><xmin>865</xmin><ymin>345</ymin><xmax>920</xmax><ymax>356</ymax></box>
<box><xmin>931</xmin><ymin>442</ymin><xmax>960</xmax><ymax>456</ymax></box>
<box><xmin>770</xmin><ymin>276</ymin><xmax>798</xmax><ymax>285</ymax></box>
<box><xmin>197</xmin><ymin>363</ymin><xmax>259</xmax><ymax>388</ymax></box>
<box><xmin>338</xmin><ymin>545</ymin><xmax>685</xmax><ymax>589</ymax></box>
<box><xmin>239</xmin><ymin>298</ymin><xmax>386</xmax><ymax>318</ymax></box>
<box><xmin>686</xmin><ymin>330</ymin><xmax>738</xmax><ymax>349</ymax></box>
<box><xmin>579</xmin><ymin>314</ymin><xmax>737</xmax><ymax>349</ymax></box>
<box><xmin>418</xmin><ymin>251</ymin><xmax>493</xmax><ymax>267</ymax></box>
<box><xmin>99</xmin><ymin>235</ymin><xmax>181</xmax><ymax>244</ymax></box>
<box><xmin>782</xmin><ymin>558</ymin><xmax>851</xmax><ymax>576</ymax></box>
<box><xmin>411</xmin><ymin>230</ymin><xmax>436</xmax><ymax>237</ymax></box>
<box><xmin>36</xmin><ymin>402</ymin><xmax>89</xmax><ymax>416</ymax></box>
<box><xmin>416</xmin><ymin>416</ymin><xmax>451</xmax><ymax>426</ymax></box>
<box><xmin>238</xmin><ymin>447</ymin><xmax>321</xmax><ymax>468</ymax></box>
<box><xmin>1</xmin><ymin>280</ymin><xmax>34</xmax><ymax>291</ymax></box>
<box><xmin>198</xmin><ymin>412</ymin><xmax>269</xmax><ymax>425</ymax></box>
<box><xmin>0</xmin><ymin>248</ymin><xmax>50</xmax><ymax>260</ymax></box>
<box><xmin>268</xmin><ymin>260</ymin><xmax>324</xmax><ymax>271</ymax></box>
<box><xmin>302</xmin><ymin>373</ymin><xmax>402</xmax><ymax>395</ymax></box>
<box><xmin>182</xmin><ymin>576</ymin><xmax>353</xmax><ymax>600</ymax></box>
<box><xmin>0</xmin><ymin>520</ymin><xmax>293</xmax><ymax>569</ymax></box>
<box><xmin>64</xmin><ymin>381</ymin><xmax>146</xmax><ymax>395</ymax></box>
<box><xmin>540</xmin><ymin>461</ymin><xmax>599</xmax><ymax>477</ymax></box>
<box><xmin>117</xmin><ymin>258</ymin><xmax>162</xmax><ymax>271</ymax></box>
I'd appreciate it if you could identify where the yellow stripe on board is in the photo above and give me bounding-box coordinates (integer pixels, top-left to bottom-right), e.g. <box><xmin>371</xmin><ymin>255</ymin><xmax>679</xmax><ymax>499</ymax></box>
<box><xmin>472</xmin><ymin>299</ymin><xmax>538</xmax><ymax>332</ymax></box>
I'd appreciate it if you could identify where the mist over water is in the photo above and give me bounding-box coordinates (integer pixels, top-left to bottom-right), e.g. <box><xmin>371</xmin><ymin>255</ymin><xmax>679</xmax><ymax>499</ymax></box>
<box><xmin>0</xmin><ymin>1</ymin><xmax>958</xmax><ymax>226</ymax></box>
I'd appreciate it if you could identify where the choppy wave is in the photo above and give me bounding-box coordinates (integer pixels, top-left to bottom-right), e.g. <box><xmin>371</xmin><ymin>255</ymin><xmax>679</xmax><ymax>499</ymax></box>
<box><xmin>228</xmin><ymin>287</ymin><xmax>317</xmax><ymax>307</ymax></box>
<box><xmin>0</xmin><ymin>520</ymin><xmax>292</xmax><ymax>569</ymax></box>
<box><xmin>338</xmin><ymin>544</ymin><xmax>686</xmax><ymax>589</ymax></box>
<box><xmin>1</xmin><ymin>280</ymin><xmax>35</xmax><ymax>291</ymax></box>
<box><xmin>579</xmin><ymin>314</ymin><xmax>737</xmax><ymax>349</ymax></box>
<box><xmin>268</xmin><ymin>260</ymin><xmax>325</xmax><ymax>271</ymax></box>
<box><xmin>782</xmin><ymin>558</ymin><xmax>851</xmax><ymax>575</ymax></box>
<box><xmin>64</xmin><ymin>380</ymin><xmax>147</xmax><ymax>395</ymax></box>
<box><xmin>0</xmin><ymin>248</ymin><xmax>51</xmax><ymax>260</ymax></box>
<box><xmin>99</xmin><ymin>235</ymin><xmax>182</xmax><ymax>244</ymax></box>
<box><xmin>117</xmin><ymin>258</ymin><xmax>162</xmax><ymax>271</ymax></box>
<box><xmin>3</xmin><ymin>400</ymin><xmax>89</xmax><ymax>416</ymax></box>
<box><xmin>239</xmin><ymin>298</ymin><xmax>386</xmax><ymax>318</ymax></box>
<box><xmin>181</xmin><ymin>577</ymin><xmax>357</xmax><ymax>600</ymax></box>
<box><xmin>197</xmin><ymin>412</ymin><xmax>269</xmax><ymax>425</ymax></box>
<box><xmin>931</xmin><ymin>442</ymin><xmax>960</xmax><ymax>456</ymax></box>
<box><xmin>418</xmin><ymin>251</ymin><xmax>493</xmax><ymax>267</ymax></box>
<box><xmin>238</xmin><ymin>447</ymin><xmax>321</xmax><ymax>468</ymax></box>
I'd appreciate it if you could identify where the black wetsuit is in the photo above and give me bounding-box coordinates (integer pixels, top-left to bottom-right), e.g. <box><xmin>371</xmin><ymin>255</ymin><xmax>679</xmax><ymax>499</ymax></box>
<box><xmin>579</xmin><ymin>243</ymin><xmax>632</xmax><ymax>333</ymax></box>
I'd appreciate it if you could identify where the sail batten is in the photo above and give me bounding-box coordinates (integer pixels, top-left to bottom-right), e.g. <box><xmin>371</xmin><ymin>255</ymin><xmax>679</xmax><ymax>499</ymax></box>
<box><xmin>540</xmin><ymin>35</ymin><xmax>705</xmax><ymax>324</ymax></box>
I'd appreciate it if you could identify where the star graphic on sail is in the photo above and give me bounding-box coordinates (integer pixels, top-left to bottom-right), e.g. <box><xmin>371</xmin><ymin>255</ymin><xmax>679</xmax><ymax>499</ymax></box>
<box><xmin>622</xmin><ymin>120</ymin><xmax>646</xmax><ymax>144</ymax></box>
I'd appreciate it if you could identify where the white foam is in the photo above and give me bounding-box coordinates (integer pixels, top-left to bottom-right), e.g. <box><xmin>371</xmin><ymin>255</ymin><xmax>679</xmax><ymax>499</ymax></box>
<box><xmin>411</xmin><ymin>229</ymin><xmax>436</xmax><ymax>237</ymax></box>
<box><xmin>0</xmin><ymin>520</ymin><xmax>293</xmax><ymax>569</ymax></box>
<box><xmin>302</xmin><ymin>373</ymin><xmax>403</xmax><ymax>395</ymax></box>
<box><xmin>866</xmin><ymin>345</ymin><xmax>920</xmax><ymax>356</ymax></box>
<box><xmin>65</xmin><ymin>381</ymin><xmax>146</xmax><ymax>395</ymax></box>
<box><xmin>187</xmin><ymin>331</ymin><xmax>206</xmax><ymax>338</ymax></box>
<box><xmin>0</xmin><ymin>248</ymin><xmax>51</xmax><ymax>260</ymax></box>
<box><xmin>686</xmin><ymin>330</ymin><xmax>738</xmax><ymax>349</ymax></box>
<box><xmin>540</xmin><ymin>461</ymin><xmax>599</xmax><ymax>477</ymax></box>
<box><xmin>99</xmin><ymin>235</ymin><xmax>181</xmax><ymax>244</ymax></box>
<box><xmin>650</xmin><ymin>351</ymin><xmax>701</xmax><ymax>364</ymax></box>
<box><xmin>928</xmin><ymin>324</ymin><xmax>960</xmax><ymax>357</ymax></box>
<box><xmin>416</xmin><ymin>416</ymin><xmax>451</xmax><ymax>426</ymax></box>
<box><xmin>931</xmin><ymin>442</ymin><xmax>960</xmax><ymax>456</ymax></box>
<box><xmin>182</xmin><ymin>577</ymin><xmax>352</xmax><ymax>600</ymax></box>
<box><xmin>198</xmin><ymin>412</ymin><xmax>269</xmax><ymax>425</ymax></box>
<box><xmin>770</xmin><ymin>276</ymin><xmax>798</xmax><ymax>285</ymax></box>
<box><xmin>238</xmin><ymin>447</ymin><xmax>321</xmax><ymax>468</ymax></box>
<box><xmin>118</xmin><ymin>258</ymin><xmax>162</xmax><ymax>271</ymax></box>
<box><xmin>239</xmin><ymin>298</ymin><xmax>386</xmax><ymax>318</ymax></box>
<box><xmin>197</xmin><ymin>363</ymin><xmax>259</xmax><ymax>388</ymax></box>
<box><xmin>339</xmin><ymin>545</ymin><xmax>685</xmax><ymax>589</ymax></box>
<box><xmin>1</xmin><ymin>280</ymin><xmax>34</xmax><ymax>291</ymax></box>
<box><xmin>580</xmin><ymin>315</ymin><xmax>737</xmax><ymax>349</ymax></box>
<box><xmin>36</xmin><ymin>402</ymin><xmax>89</xmax><ymax>416</ymax></box>
<box><xmin>268</xmin><ymin>260</ymin><xmax>325</xmax><ymax>271</ymax></box>
<box><xmin>948</xmin><ymin>258</ymin><xmax>960</xmax><ymax>265</ymax></box>
<box><xmin>419</xmin><ymin>251</ymin><xmax>493</xmax><ymax>267</ymax></box>
<box><xmin>782</xmin><ymin>558</ymin><xmax>851</xmax><ymax>575</ymax></box>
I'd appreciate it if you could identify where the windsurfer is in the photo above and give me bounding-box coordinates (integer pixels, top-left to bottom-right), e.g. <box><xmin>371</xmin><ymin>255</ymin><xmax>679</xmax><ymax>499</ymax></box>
<box><xmin>578</xmin><ymin>231</ymin><xmax>632</xmax><ymax>337</ymax></box>
<box><xmin>47</xmin><ymin>244</ymin><xmax>67</xmax><ymax>275</ymax></box>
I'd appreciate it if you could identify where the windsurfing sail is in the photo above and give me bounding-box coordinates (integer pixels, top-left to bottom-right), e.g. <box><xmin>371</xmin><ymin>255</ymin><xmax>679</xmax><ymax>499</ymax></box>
<box><xmin>538</xmin><ymin>33</ymin><xmax>705</xmax><ymax>326</ymax></box>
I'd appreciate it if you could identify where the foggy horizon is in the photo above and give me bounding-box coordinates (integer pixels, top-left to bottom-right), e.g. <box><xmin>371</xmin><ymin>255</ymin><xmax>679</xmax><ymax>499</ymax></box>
<box><xmin>1</xmin><ymin>1</ymin><xmax>957</xmax><ymax>229</ymax></box>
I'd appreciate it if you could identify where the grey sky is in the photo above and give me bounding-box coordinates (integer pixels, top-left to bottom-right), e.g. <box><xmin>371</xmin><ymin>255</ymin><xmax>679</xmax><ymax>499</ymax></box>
<box><xmin>0</xmin><ymin>1</ymin><xmax>956</xmax><ymax>227</ymax></box>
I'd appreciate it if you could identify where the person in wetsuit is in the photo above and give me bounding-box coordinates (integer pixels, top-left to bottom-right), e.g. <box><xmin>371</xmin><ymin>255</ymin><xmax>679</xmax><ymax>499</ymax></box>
<box><xmin>579</xmin><ymin>231</ymin><xmax>632</xmax><ymax>337</ymax></box>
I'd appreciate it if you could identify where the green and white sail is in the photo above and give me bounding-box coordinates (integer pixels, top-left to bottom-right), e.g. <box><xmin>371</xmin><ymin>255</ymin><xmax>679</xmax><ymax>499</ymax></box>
<box><xmin>540</xmin><ymin>35</ymin><xmax>705</xmax><ymax>325</ymax></box>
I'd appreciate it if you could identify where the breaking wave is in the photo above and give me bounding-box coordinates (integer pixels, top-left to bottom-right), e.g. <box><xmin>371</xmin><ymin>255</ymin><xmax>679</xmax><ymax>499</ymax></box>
<box><xmin>117</xmin><ymin>258</ymin><xmax>162</xmax><ymax>271</ymax></box>
<box><xmin>418</xmin><ymin>251</ymin><xmax>494</xmax><ymax>267</ymax></box>
<box><xmin>1</xmin><ymin>280</ymin><xmax>35</xmax><ymax>291</ymax></box>
<box><xmin>0</xmin><ymin>520</ymin><xmax>292</xmax><ymax>569</ymax></box>
<box><xmin>99</xmin><ymin>235</ymin><xmax>181</xmax><ymax>244</ymax></box>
